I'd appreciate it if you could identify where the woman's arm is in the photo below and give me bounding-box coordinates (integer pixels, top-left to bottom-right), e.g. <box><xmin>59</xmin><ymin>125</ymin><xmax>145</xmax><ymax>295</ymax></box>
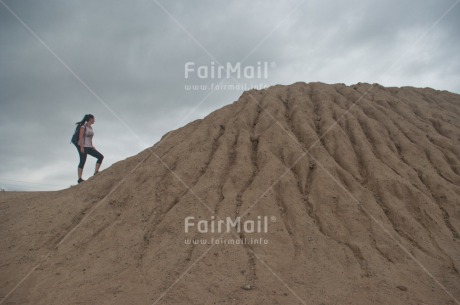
<box><xmin>79</xmin><ymin>126</ymin><xmax>85</xmax><ymax>149</ymax></box>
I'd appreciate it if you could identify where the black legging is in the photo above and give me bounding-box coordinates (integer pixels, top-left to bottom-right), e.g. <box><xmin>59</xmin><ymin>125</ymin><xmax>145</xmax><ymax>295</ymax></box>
<box><xmin>75</xmin><ymin>144</ymin><xmax>104</xmax><ymax>169</ymax></box>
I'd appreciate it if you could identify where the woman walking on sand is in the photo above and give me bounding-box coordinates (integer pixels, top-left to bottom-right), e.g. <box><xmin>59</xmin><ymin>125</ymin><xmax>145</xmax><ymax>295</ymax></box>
<box><xmin>73</xmin><ymin>114</ymin><xmax>104</xmax><ymax>184</ymax></box>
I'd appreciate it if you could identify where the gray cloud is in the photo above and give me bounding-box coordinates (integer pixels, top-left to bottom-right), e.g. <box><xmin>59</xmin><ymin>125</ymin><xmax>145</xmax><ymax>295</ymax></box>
<box><xmin>0</xmin><ymin>0</ymin><xmax>459</xmax><ymax>190</ymax></box>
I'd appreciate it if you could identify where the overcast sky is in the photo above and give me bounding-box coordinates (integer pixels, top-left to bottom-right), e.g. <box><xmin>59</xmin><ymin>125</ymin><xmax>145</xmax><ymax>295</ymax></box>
<box><xmin>0</xmin><ymin>0</ymin><xmax>459</xmax><ymax>191</ymax></box>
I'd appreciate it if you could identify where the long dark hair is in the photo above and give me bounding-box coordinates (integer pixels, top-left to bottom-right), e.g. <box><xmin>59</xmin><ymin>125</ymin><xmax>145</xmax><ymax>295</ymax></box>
<box><xmin>75</xmin><ymin>114</ymin><xmax>94</xmax><ymax>127</ymax></box>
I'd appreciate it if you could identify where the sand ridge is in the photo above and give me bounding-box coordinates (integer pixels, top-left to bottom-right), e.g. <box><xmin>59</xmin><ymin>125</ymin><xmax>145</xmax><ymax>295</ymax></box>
<box><xmin>1</xmin><ymin>82</ymin><xmax>459</xmax><ymax>304</ymax></box>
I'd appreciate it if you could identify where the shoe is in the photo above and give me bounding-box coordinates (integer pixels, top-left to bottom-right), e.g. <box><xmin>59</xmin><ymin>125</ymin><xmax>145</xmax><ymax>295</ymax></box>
<box><xmin>78</xmin><ymin>178</ymin><xmax>85</xmax><ymax>184</ymax></box>
<box><xmin>94</xmin><ymin>171</ymin><xmax>99</xmax><ymax>176</ymax></box>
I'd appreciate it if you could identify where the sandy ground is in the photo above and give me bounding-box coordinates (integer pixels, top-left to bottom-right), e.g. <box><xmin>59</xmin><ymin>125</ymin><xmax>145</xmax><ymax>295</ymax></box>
<box><xmin>1</xmin><ymin>82</ymin><xmax>459</xmax><ymax>305</ymax></box>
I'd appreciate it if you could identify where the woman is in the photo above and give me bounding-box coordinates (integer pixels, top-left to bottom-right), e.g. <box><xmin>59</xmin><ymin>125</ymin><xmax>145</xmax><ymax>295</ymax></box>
<box><xmin>74</xmin><ymin>114</ymin><xmax>104</xmax><ymax>183</ymax></box>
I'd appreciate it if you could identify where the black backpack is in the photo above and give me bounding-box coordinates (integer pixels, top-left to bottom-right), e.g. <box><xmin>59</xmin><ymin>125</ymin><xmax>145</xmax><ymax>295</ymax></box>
<box><xmin>70</xmin><ymin>124</ymin><xmax>86</xmax><ymax>146</ymax></box>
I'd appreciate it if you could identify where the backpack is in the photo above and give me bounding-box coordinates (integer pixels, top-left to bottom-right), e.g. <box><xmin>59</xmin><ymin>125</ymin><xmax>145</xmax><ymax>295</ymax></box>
<box><xmin>70</xmin><ymin>124</ymin><xmax>86</xmax><ymax>146</ymax></box>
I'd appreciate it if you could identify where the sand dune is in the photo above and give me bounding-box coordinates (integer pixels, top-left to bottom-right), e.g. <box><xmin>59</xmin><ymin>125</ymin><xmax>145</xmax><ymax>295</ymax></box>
<box><xmin>1</xmin><ymin>82</ymin><xmax>459</xmax><ymax>305</ymax></box>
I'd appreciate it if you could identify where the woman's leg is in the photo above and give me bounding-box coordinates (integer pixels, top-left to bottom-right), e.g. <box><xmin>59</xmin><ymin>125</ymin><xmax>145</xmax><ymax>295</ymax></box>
<box><xmin>76</xmin><ymin>145</ymin><xmax>87</xmax><ymax>178</ymax></box>
<box><xmin>76</xmin><ymin>145</ymin><xmax>87</xmax><ymax>183</ymax></box>
<box><xmin>86</xmin><ymin>148</ymin><xmax>104</xmax><ymax>174</ymax></box>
